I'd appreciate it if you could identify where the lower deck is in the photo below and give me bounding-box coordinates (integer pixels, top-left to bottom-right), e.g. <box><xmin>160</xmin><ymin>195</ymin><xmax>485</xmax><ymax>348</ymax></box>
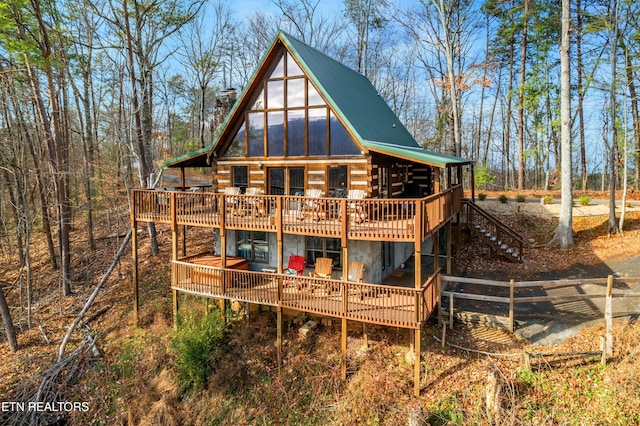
<box><xmin>172</xmin><ymin>255</ymin><xmax>440</xmax><ymax>329</ymax></box>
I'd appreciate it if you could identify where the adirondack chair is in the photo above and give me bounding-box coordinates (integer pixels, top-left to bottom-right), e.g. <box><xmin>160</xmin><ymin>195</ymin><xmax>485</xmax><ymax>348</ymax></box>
<box><xmin>284</xmin><ymin>255</ymin><xmax>305</xmax><ymax>288</ymax></box>
<box><xmin>241</xmin><ymin>187</ymin><xmax>265</xmax><ymax>216</ymax></box>
<box><xmin>309</xmin><ymin>257</ymin><xmax>334</xmax><ymax>293</ymax></box>
<box><xmin>347</xmin><ymin>189</ymin><xmax>367</xmax><ymax>223</ymax></box>
<box><xmin>223</xmin><ymin>186</ymin><xmax>241</xmax><ymax>215</ymax></box>
<box><xmin>297</xmin><ymin>189</ymin><xmax>324</xmax><ymax>221</ymax></box>
<box><xmin>346</xmin><ymin>261</ymin><xmax>365</xmax><ymax>299</ymax></box>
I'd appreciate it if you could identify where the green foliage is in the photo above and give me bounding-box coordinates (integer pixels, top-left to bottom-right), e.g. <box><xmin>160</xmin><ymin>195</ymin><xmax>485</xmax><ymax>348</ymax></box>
<box><xmin>543</xmin><ymin>195</ymin><xmax>553</xmax><ymax>204</ymax></box>
<box><xmin>478</xmin><ymin>193</ymin><xmax>487</xmax><ymax>201</ymax></box>
<box><xmin>474</xmin><ymin>163</ymin><xmax>496</xmax><ymax>188</ymax></box>
<box><xmin>171</xmin><ymin>311</ymin><xmax>227</xmax><ymax>394</ymax></box>
<box><xmin>578</xmin><ymin>196</ymin><xmax>591</xmax><ymax>206</ymax></box>
<box><xmin>516</xmin><ymin>194</ymin><xmax>526</xmax><ymax>203</ymax></box>
<box><xmin>498</xmin><ymin>194</ymin><xmax>508</xmax><ymax>203</ymax></box>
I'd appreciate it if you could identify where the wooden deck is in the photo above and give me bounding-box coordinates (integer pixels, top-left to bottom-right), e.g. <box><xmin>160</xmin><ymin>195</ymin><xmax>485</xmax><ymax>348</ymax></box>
<box><xmin>172</xmin><ymin>258</ymin><xmax>440</xmax><ymax>329</ymax></box>
<box><xmin>132</xmin><ymin>185</ymin><xmax>463</xmax><ymax>242</ymax></box>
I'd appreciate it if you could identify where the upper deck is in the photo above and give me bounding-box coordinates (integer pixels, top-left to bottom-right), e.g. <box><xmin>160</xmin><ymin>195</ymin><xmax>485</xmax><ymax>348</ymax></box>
<box><xmin>131</xmin><ymin>185</ymin><xmax>463</xmax><ymax>243</ymax></box>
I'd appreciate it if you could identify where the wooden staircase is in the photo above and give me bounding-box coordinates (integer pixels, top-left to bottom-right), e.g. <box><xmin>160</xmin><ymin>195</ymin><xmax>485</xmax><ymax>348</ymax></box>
<box><xmin>462</xmin><ymin>199</ymin><xmax>526</xmax><ymax>262</ymax></box>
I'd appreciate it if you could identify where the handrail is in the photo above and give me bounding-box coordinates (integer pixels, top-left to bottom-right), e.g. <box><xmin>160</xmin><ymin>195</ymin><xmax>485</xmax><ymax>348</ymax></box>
<box><xmin>131</xmin><ymin>186</ymin><xmax>465</xmax><ymax>243</ymax></box>
<box><xmin>462</xmin><ymin>199</ymin><xmax>526</xmax><ymax>244</ymax></box>
<box><xmin>171</xmin><ymin>260</ymin><xmax>443</xmax><ymax>329</ymax></box>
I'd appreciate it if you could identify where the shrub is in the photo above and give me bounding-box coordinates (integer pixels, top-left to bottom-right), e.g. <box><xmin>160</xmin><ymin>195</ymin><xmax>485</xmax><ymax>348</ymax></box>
<box><xmin>171</xmin><ymin>310</ymin><xmax>227</xmax><ymax>394</ymax></box>
<box><xmin>543</xmin><ymin>195</ymin><xmax>553</xmax><ymax>205</ymax></box>
<box><xmin>578</xmin><ymin>196</ymin><xmax>591</xmax><ymax>206</ymax></box>
<box><xmin>516</xmin><ymin>194</ymin><xmax>526</xmax><ymax>203</ymax></box>
<box><xmin>498</xmin><ymin>194</ymin><xmax>508</xmax><ymax>203</ymax></box>
<box><xmin>474</xmin><ymin>163</ymin><xmax>496</xmax><ymax>188</ymax></box>
<box><xmin>478</xmin><ymin>193</ymin><xmax>487</xmax><ymax>201</ymax></box>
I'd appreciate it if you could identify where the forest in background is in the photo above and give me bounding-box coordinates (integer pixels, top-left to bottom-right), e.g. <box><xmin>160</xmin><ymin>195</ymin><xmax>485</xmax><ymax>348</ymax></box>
<box><xmin>0</xmin><ymin>0</ymin><xmax>639</xmax><ymax>360</ymax></box>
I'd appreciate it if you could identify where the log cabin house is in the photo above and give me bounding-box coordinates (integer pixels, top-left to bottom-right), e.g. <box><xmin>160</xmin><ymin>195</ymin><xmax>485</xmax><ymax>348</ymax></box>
<box><xmin>130</xmin><ymin>31</ymin><xmax>522</xmax><ymax>395</ymax></box>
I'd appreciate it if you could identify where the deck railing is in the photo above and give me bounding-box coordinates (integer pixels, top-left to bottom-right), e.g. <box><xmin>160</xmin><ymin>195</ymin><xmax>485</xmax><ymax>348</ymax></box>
<box><xmin>172</xmin><ymin>260</ymin><xmax>441</xmax><ymax>329</ymax></box>
<box><xmin>132</xmin><ymin>185</ymin><xmax>463</xmax><ymax>242</ymax></box>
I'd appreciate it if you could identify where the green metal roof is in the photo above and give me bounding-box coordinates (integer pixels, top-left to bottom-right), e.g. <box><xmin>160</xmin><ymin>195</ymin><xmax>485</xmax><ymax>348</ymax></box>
<box><xmin>161</xmin><ymin>31</ymin><xmax>472</xmax><ymax>169</ymax></box>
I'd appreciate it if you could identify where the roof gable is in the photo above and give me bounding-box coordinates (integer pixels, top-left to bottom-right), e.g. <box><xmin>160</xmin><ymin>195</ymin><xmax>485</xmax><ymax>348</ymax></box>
<box><xmin>161</xmin><ymin>31</ymin><xmax>472</xmax><ymax>169</ymax></box>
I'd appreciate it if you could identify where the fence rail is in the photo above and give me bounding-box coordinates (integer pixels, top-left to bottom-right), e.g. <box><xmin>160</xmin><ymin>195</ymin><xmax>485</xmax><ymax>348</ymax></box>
<box><xmin>441</xmin><ymin>275</ymin><xmax>640</xmax><ymax>332</ymax></box>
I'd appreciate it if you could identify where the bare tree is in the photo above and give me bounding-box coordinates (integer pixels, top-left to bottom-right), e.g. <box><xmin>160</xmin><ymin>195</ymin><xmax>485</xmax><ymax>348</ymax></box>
<box><xmin>548</xmin><ymin>0</ymin><xmax>574</xmax><ymax>249</ymax></box>
<box><xmin>178</xmin><ymin>1</ymin><xmax>235</xmax><ymax>149</ymax></box>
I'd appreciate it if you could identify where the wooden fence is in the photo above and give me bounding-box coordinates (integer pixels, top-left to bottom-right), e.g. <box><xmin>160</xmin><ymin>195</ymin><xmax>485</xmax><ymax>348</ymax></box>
<box><xmin>441</xmin><ymin>275</ymin><xmax>640</xmax><ymax>332</ymax></box>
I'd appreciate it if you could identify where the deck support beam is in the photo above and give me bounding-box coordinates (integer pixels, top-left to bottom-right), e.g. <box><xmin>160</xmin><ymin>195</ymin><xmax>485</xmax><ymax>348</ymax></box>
<box><xmin>276</xmin><ymin>306</ymin><xmax>282</xmax><ymax>374</ymax></box>
<box><xmin>341</xmin><ymin>318</ymin><xmax>348</xmax><ymax>380</ymax></box>
<box><xmin>172</xmin><ymin>289</ymin><xmax>178</xmax><ymax>330</ymax></box>
<box><xmin>131</xmin><ymin>210</ymin><xmax>139</xmax><ymax>327</ymax></box>
<box><xmin>446</xmin><ymin>221</ymin><xmax>452</xmax><ymax>275</ymax></box>
<box><xmin>414</xmin><ymin>328</ymin><xmax>421</xmax><ymax>396</ymax></box>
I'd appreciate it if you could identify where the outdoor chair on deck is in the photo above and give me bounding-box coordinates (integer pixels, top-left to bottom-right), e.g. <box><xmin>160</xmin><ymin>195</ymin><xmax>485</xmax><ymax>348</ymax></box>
<box><xmin>309</xmin><ymin>257</ymin><xmax>334</xmax><ymax>293</ymax></box>
<box><xmin>284</xmin><ymin>255</ymin><xmax>305</xmax><ymax>288</ymax></box>
<box><xmin>223</xmin><ymin>186</ymin><xmax>241</xmax><ymax>215</ymax></box>
<box><xmin>297</xmin><ymin>189</ymin><xmax>324</xmax><ymax>221</ymax></box>
<box><xmin>346</xmin><ymin>261</ymin><xmax>365</xmax><ymax>299</ymax></box>
<box><xmin>241</xmin><ymin>187</ymin><xmax>265</xmax><ymax>216</ymax></box>
<box><xmin>347</xmin><ymin>189</ymin><xmax>367</xmax><ymax>223</ymax></box>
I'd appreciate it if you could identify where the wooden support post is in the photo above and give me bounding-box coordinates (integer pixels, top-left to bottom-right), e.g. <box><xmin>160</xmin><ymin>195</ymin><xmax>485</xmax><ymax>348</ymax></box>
<box><xmin>434</xmin><ymin>168</ymin><xmax>440</xmax><ymax>194</ymax></box>
<box><xmin>446</xmin><ymin>221</ymin><xmax>452</xmax><ymax>275</ymax></box>
<box><xmin>182</xmin><ymin>225</ymin><xmax>187</xmax><ymax>257</ymax></box>
<box><xmin>433</xmin><ymin>228</ymin><xmax>440</xmax><ymax>273</ymax></box>
<box><xmin>606</xmin><ymin>275</ymin><xmax>613</xmax><ymax>356</ymax></box>
<box><xmin>171</xmin><ymin>193</ymin><xmax>178</xmax><ymax>262</ymax></box>
<box><xmin>362</xmin><ymin>323</ymin><xmax>368</xmax><ymax>348</ymax></box>
<box><xmin>509</xmin><ymin>279</ymin><xmax>515</xmax><ymax>332</ymax></box>
<box><xmin>131</xmin><ymin>211</ymin><xmax>139</xmax><ymax>327</ymax></box>
<box><xmin>277</xmin><ymin>307</ymin><xmax>283</xmax><ymax>373</ymax></box>
<box><xmin>415</xmin><ymin>201</ymin><xmax>423</xmax><ymax>289</ymax></box>
<box><xmin>220</xmin><ymin>299</ymin><xmax>226</xmax><ymax>324</ymax></box>
<box><xmin>341</xmin><ymin>318</ymin><xmax>348</xmax><ymax>380</ymax></box>
<box><xmin>414</xmin><ymin>328</ymin><xmax>421</xmax><ymax>397</ymax></box>
<box><xmin>172</xmin><ymin>288</ymin><xmax>178</xmax><ymax>330</ymax></box>
<box><xmin>455</xmin><ymin>212</ymin><xmax>461</xmax><ymax>259</ymax></box>
<box><xmin>441</xmin><ymin>322</ymin><xmax>446</xmax><ymax>349</ymax></box>
<box><xmin>449</xmin><ymin>293</ymin><xmax>454</xmax><ymax>330</ymax></box>
<box><xmin>470</xmin><ymin>164</ymin><xmax>475</xmax><ymax>202</ymax></box>
<box><xmin>276</xmin><ymin>197</ymin><xmax>283</xmax><ymax>274</ymax></box>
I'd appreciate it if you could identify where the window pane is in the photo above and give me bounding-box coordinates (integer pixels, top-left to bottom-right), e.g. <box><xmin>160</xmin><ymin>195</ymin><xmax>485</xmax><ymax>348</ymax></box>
<box><xmin>252</xmin><ymin>89</ymin><xmax>264</xmax><ymax>110</ymax></box>
<box><xmin>287</xmin><ymin>54</ymin><xmax>304</xmax><ymax>76</ymax></box>
<box><xmin>287</xmin><ymin>78</ymin><xmax>305</xmax><ymax>108</ymax></box>
<box><xmin>267</xmin><ymin>111</ymin><xmax>284</xmax><ymax>156</ymax></box>
<box><xmin>329</xmin><ymin>165</ymin><xmax>347</xmax><ymax>192</ymax></box>
<box><xmin>289</xmin><ymin>168</ymin><xmax>305</xmax><ymax>195</ymax></box>
<box><xmin>330</xmin><ymin>112</ymin><xmax>360</xmax><ymax>155</ymax></box>
<box><xmin>287</xmin><ymin>109</ymin><xmax>305</xmax><ymax>156</ymax></box>
<box><xmin>233</xmin><ymin>166</ymin><xmax>248</xmax><ymax>189</ymax></box>
<box><xmin>248</xmin><ymin>112</ymin><xmax>264</xmax><ymax>157</ymax></box>
<box><xmin>269</xmin><ymin>168</ymin><xmax>285</xmax><ymax>195</ymax></box>
<box><xmin>254</xmin><ymin>231</ymin><xmax>268</xmax><ymax>262</ymax></box>
<box><xmin>271</xmin><ymin>56</ymin><xmax>284</xmax><ymax>78</ymax></box>
<box><xmin>308</xmin><ymin>83</ymin><xmax>324</xmax><ymax>106</ymax></box>
<box><xmin>225</xmin><ymin>122</ymin><xmax>245</xmax><ymax>157</ymax></box>
<box><xmin>267</xmin><ymin>80</ymin><xmax>284</xmax><ymax>109</ymax></box>
<box><xmin>308</xmin><ymin>108</ymin><xmax>327</xmax><ymax>156</ymax></box>
<box><xmin>237</xmin><ymin>230</ymin><xmax>251</xmax><ymax>259</ymax></box>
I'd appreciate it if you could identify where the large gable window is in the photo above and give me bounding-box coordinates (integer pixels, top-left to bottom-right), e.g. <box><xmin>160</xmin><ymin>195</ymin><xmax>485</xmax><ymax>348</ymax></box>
<box><xmin>223</xmin><ymin>49</ymin><xmax>361</xmax><ymax>159</ymax></box>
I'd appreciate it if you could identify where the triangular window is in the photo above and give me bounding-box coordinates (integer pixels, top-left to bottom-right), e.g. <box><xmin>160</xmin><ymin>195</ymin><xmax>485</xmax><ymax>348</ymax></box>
<box><xmin>221</xmin><ymin>47</ymin><xmax>360</xmax><ymax>159</ymax></box>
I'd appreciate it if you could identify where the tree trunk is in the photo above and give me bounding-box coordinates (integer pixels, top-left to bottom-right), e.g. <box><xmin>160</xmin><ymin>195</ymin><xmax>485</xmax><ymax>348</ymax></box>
<box><xmin>517</xmin><ymin>0</ymin><xmax>529</xmax><ymax>191</ymax></box>
<box><xmin>0</xmin><ymin>283</ymin><xmax>18</xmax><ymax>353</ymax></box>
<box><xmin>608</xmin><ymin>0</ymin><xmax>619</xmax><ymax>235</ymax></box>
<box><xmin>577</xmin><ymin>0</ymin><xmax>587</xmax><ymax>190</ymax></box>
<box><xmin>548</xmin><ymin>0</ymin><xmax>574</xmax><ymax>249</ymax></box>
